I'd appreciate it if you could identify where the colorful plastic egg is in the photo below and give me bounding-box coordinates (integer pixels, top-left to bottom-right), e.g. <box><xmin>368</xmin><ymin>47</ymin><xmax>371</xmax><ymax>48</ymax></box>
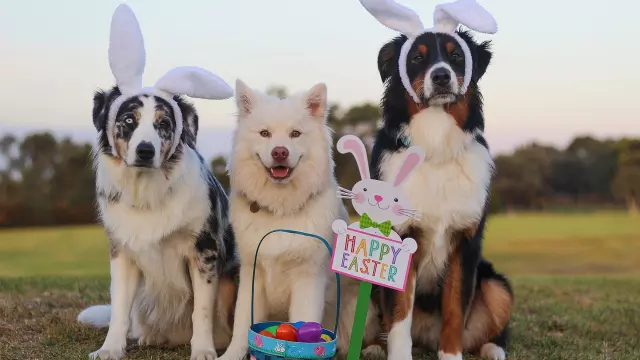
<box><xmin>297</xmin><ymin>322</ymin><xmax>323</xmax><ymax>343</ymax></box>
<box><xmin>320</xmin><ymin>334</ymin><xmax>332</xmax><ymax>342</ymax></box>
<box><xmin>275</xmin><ymin>323</ymin><xmax>298</xmax><ymax>342</ymax></box>
<box><xmin>265</xmin><ymin>325</ymin><xmax>278</xmax><ymax>334</ymax></box>
<box><xmin>258</xmin><ymin>329</ymin><xmax>275</xmax><ymax>338</ymax></box>
<box><xmin>292</xmin><ymin>321</ymin><xmax>305</xmax><ymax>329</ymax></box>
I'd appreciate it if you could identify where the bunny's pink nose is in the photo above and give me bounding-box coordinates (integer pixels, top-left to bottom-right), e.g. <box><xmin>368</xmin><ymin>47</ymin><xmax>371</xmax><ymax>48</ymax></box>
<box><xmin>374</xmin><ymin>195</ymin><xmax>383</xmax><ymax>203</ymax></box>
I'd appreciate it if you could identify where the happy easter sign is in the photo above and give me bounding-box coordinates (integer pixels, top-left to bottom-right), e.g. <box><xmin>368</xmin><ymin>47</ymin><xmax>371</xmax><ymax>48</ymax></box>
<box><xmin>331</xmin><ymin>228</ymin><xmax>413</xmax><ymax>291</ymax></box>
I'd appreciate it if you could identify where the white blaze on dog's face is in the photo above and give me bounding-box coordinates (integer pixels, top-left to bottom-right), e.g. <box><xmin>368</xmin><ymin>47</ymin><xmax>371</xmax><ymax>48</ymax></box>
<box><xmin>232</xmin><ymin>80</ymin><xmax>329</xmax><ymax>185</ymax></box>
<box><xmin>111</xmin><ymin>95</ymin><xmax>178</xmax><ymax>168</ymax></box>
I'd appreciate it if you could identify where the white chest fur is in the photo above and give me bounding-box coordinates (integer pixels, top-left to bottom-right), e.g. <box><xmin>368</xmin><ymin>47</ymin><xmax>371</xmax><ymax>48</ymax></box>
<box><xmin>379</xmin><ymin>107</ymin><xmax>493</xmax><ymax>285</ymax></box>
<box><xmin>96</xmin><ymin>148</ymin><xmax>211</xmax><ymax>291</ymax></box>
<box><xmin>230</xmin><ymin>186</ymin><xmax>344</xmax><ymax>314</ymax></box>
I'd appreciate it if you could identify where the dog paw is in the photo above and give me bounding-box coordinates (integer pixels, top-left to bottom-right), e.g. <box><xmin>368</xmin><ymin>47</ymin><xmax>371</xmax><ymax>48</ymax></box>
<box><xmin>438</xmin><ymin>351</ymin><xmax>463</xmax><ymax>360</ymax></box>
<box><xmin>138</xmin><ymin>333</ymin><xmax>167</xmax><ymax>346</ymax></box>
<box><xmin>332</xmin><ymin>219</ymin><xmax>348</xmax><ymax>234</ymax></box>
<box><xmin>218</xmin><ymin>348</ymin><xmax>247</xmax><ymax>360</ymax></box>
<box><xmin>480</xmin><ymin>343</ymin><xmax>506</xmax><ymax>360</ymax></box>
<box><xmin>191</xmin><ymin>348</ymin><xmax>217</xmax><ymax>360</ymax></box>
<box><xmin>89</xmin><ymin>347</ymin><xmax>125</xmax><ymax>360</ymax></box>
<box><xmin>387</xmin><ymin>349</ymin><xmax>413</xmax><ymax>360</ymax></box>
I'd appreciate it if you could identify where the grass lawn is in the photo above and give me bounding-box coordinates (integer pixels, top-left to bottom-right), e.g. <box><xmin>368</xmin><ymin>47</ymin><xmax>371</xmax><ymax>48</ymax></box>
<box><xmin>0</xmin><ymin>212</ymin><xmax>639</xmax><ymax>359</ymax></box>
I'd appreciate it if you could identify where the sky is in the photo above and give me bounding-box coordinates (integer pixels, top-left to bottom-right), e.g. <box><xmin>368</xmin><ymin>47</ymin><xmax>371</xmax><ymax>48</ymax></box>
<box><xmin>1</xmin><ymin>0</ymin><xmax>638</xmax><ymax>158</ymax></box>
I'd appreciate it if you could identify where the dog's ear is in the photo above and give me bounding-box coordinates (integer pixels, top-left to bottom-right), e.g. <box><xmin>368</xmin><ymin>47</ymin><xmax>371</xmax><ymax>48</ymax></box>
<box><xmin>458</xmin><ymin>30</ymin><xmax>493</xmax><ymax>81</ymax></box>
<box><xmin>176</xmin><ymin>96</ymin><xmax>198</xmax><ymax>145</ymax></box>
<box><xmin>304</xmin><ymin>83</ymin><xmax>327</xmax><ymax>120</ymax></box>
<box><xmin>473</xmin><ymin>40</ymin><xmax>493</xmax><ymax>81</ymax></box>
<box><xmin>377</xmin><ymin>36</ymin><xmax>406</xmax><ymax>83</ymax></box>
<box><xmin>92</xmin><ymin>89</ymin><xmax>109</xmax><ymax>131</ymax></box>
<box><xmin>235</xmin><ymin>79</ymin><xmax>256</xmax><ymax>119</ymax></box>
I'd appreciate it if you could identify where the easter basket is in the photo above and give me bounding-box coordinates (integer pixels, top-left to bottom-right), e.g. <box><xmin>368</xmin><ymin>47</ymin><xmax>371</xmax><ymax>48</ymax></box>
<box><xmin>247</xmin><ymin>229</ymin><xmax>340</xmax><ymax>360</ymax></box>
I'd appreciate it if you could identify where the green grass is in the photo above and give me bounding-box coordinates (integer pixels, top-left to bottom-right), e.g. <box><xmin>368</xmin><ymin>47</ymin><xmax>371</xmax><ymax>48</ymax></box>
<box><xmin>1</xmin><ymin>276</ymin><xmax>639</xmax><ymax>360</ymax></box>
<box><xmin>1</xmin><ymin>213</ymin><xmax>638</xmax><ymax>277</ymax></box>
<box><xmin>1</xmin><ymin>212</ymin><xmax>639</xmax><ymax>359</ymax></box>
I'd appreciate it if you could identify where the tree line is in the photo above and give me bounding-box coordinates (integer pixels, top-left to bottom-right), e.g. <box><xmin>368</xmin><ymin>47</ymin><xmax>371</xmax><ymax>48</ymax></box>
<box><xmin>1</xmin><ymin>90</ymin><xmax>638</xmax><ymax>227</ymax></box>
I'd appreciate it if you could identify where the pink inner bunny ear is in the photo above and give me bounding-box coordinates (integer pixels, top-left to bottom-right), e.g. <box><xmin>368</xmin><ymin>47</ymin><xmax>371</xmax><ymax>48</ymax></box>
<box><xmin>393</xmin><ymin>146</ymin><xmax>425</xmax><ymax>187</ymax></box>
<box><xmin>337</xmin><ymin>135</ymin><xmax>370</xmax><ymax>180</ymax></box>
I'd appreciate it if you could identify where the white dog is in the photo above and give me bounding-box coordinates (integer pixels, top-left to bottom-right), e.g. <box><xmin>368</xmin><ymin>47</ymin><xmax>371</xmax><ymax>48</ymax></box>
<box><xmin>218</xmin><ymin>79</ymin><xmax>350</xmax><ymax>360</ymax></box>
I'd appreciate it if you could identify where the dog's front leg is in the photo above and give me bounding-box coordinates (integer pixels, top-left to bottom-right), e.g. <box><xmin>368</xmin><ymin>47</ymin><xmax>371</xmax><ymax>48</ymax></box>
<box><xmin>218</xmin><ymin>264</ymin><xmax>266</xmax><ymax>360</ymax></box>
<box><xmin>188</xmin><ymin>256</ymin><xmax>219</xmax><ymax>360</ymax></box>
<box><xmin>439</xmin><ymin>245</ymin><xmax>466</xmax><ymax>360</ymax></box>
<box><xmin>384</xmin><ymin>267</ymin><xmax>417</xmax><ymax>360</ymax></box>
<box><xmin>90</xmin><ymin>254</ymin><xmax>140</xmax><ymax>360</ymax></box>
<box><xmin>289</xmin><ymin>269</ymin><xmax>326</xmax><ymax>323</ymax></box>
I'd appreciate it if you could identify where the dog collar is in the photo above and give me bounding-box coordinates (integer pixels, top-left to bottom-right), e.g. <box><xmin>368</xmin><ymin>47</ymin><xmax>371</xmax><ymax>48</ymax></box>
<box><xmin>238</xmin><ymin>190</ymin><xmax>319</xmax><ymax>215</ymax></box>
<box><xmin>359</xmin><ymin>0</ymin><xmax>498</xmax><ymax>103</ymax></box>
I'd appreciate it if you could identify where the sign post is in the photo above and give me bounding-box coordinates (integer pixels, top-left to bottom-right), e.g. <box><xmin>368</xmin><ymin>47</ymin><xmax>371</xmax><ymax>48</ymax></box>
<box><xmin>330</xmin><ymin>134</ymin><xmax>425</xmax><ymax>359</ymax></box>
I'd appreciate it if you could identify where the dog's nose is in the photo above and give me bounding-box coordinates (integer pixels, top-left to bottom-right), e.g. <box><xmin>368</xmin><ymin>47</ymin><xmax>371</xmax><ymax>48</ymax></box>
<box><xmin>431</xmin><ymin>68</ymin><xmax>452</xmax><ymax>87</ymax></box>
<box><xmin>374</xmin><ymin>195</ymin><xmax>383</xmax><ymax>203</ymax></box>
<box><xmin>136</xmin><ymin>142</ymin><xmax>155</xmax><ymax>161</ymax></box>
<box><xmin>271</xmin><ymin>146</ymin><xmax>289</xmax><ymax>161</ymax></box>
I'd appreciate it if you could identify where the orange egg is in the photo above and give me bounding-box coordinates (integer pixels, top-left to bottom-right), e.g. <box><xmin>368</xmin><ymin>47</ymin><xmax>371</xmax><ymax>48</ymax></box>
<box><xmin>258</xmin><ymin>329</ymin><xmax>275</xmax><ymax>338</ymax></box>
<box><xmin>275</xmin><ymin>323</ymin><xmax>298</xmax><ymax>342</ymax></box>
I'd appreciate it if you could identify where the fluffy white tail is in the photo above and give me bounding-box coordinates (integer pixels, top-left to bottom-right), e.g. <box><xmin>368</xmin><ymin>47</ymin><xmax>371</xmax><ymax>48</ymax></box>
<box><xmin>77</xmin><ymin>305</ymin><xmax>111</xmax><ymax>328</ymax></box>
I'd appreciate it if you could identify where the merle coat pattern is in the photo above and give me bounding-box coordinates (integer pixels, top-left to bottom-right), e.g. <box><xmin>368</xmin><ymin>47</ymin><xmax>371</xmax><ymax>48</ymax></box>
<box><xmin>78</xmin><ymin>86</ymin><xmax>239</xmax><ymax>360</ymax></box>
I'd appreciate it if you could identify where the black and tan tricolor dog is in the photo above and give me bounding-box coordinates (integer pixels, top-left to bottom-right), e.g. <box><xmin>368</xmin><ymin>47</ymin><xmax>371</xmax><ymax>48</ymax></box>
<box><xmin>368</xmin><ymin>29</ymin><xmax>514</xmax><ymax>360</ymax></box>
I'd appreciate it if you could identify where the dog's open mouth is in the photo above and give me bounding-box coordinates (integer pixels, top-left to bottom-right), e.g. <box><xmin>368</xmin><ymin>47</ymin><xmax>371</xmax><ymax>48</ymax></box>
<box><xmin>269</xmin><ymin>165</ymin><xmax>293</xmax><ymax>180</ymax></box>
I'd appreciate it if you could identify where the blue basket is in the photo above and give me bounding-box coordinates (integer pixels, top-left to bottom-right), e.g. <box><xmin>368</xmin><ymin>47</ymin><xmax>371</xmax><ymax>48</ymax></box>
<box><xmin>247</xmin><ymin>229</ymin><xmax>340</xmax><ymax>360</ymax></box>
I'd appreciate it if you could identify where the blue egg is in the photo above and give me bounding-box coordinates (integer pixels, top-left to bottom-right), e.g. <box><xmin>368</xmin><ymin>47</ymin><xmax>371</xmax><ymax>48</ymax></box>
<box><xmin>292</xmin><ymin>321</ymin><xmax>305</xmax><ymax>329</ymax></box>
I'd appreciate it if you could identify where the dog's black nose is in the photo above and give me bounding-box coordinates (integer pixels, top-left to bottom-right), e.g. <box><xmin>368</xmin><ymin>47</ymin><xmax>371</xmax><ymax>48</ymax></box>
<box><xmin>136</xmin><ymin>142</ymin><xmax>155</xmax><ymax>161</ymax></box>
<box><xmin>431</xmin><ymin>68</ymin><xmax>452</xmax><ymax>87</ymax></box>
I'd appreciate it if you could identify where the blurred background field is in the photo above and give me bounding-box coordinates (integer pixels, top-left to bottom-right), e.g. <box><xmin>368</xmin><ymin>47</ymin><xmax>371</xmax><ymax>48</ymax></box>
<box><xmin>1</xmin><ymin>212</ymin><xmax>639</xmax><ymax>278</ymax></box>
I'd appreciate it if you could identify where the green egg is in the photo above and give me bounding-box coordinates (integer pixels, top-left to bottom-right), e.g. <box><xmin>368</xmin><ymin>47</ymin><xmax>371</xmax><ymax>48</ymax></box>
<box><xmin>265</xmin><ymin>325</ymin><xmax>278</xmax><ymax>335</ymax></box>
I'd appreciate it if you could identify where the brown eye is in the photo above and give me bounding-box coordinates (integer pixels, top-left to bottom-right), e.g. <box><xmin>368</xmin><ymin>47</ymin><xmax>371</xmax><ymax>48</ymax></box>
<box><xmin>290</xmin><ymin>130</ymin><xmax>301</xmax><ymax>138</ymax></box>
<box><xmin>451</xmin><ymin>52</ymin><xmax>463</xmax><ymax>62</ymax></box>
<box><xmin>412</xmin><ymin>53</ymin><xmax>423</xmax><ymax>63</ymax></box>
<box><xmin>259</xmin><ymin>130</ymin><xmax>270</xmax><ymax>138</ymax></box>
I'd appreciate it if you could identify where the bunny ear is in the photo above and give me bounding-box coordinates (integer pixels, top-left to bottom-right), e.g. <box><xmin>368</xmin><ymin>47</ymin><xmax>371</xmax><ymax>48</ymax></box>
<box><xmin>393</xmin><ymin>146</ymin><xmax>425</xmax><ymax>187</ymax></box>
<box><xmin>155</xmin><ymin>66</ymin><xmax>234</xmax><ymax>100</ymax></box>
<box><xmin>359</xmin><ymin>0</ymin><xmax>425</xmax><ymax>38</ymax></box>
<box><xmin>337</xmin><ymin>135</ymin><xmax>370</xmax><ymax>180</ymax></box>
<box><xmin>433</xmin><ymin>0</ymin><xmax>497</xmax><ymax>34</ymax></box>
<box><xmin>108</xmin><ymin>4</ymin><xmax>145</xmax><ymax>96</ymax></box>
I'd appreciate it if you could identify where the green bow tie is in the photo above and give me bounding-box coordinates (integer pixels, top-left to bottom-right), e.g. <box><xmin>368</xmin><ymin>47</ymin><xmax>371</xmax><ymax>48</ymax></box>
<box><xmin>360</xmin><ymin>213</ymin><xmax>392</xmax><ymax>237</ymax></box>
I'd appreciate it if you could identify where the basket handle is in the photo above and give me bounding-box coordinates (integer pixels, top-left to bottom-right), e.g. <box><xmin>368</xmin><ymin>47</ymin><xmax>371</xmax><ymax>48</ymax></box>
<box><xmin>250</xmin><ymin>229</ymin><xmax>341</xmax><ymax>335</ymax></box>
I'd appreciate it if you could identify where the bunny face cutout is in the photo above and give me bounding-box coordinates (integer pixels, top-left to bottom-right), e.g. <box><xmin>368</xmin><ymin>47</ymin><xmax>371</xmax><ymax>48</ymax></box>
<box><xmin>337</xmin><ymin>135</ymin><xmax>424</xmax><ymax>227</ymax></box>
<box><xmin>359</xmin><ymin>0</ymin><xmax>497</xmax><ymax>103</ymax></box>
<box><xmin>104</xmin><ymin>4</ymin><xmax>233</xmax><ymax>161</ymax></box>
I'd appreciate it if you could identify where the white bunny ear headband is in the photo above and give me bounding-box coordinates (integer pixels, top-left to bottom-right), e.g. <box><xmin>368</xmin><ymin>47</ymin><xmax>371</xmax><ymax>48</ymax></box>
<box><xmin>359</xmin><ymin>0</ymin><xmax>497</xmax><ymax>103</ymax></box>
<box><xmin>105</xmin><ymin>4</ymin><xmax>233</xmax><ymax>158</ymax></box>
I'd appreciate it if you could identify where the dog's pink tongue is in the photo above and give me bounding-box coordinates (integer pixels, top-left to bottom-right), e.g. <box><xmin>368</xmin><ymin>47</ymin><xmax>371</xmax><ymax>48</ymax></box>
<box><xmin>270</xmin><ymin>167</ymin><xmax>289</xmax><ymax>178</ymax></box>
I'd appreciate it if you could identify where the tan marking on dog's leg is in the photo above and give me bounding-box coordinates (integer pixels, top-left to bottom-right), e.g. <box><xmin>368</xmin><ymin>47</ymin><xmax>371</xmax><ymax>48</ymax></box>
<box><xmin>463</xmin><ymin>279</ymin><xmax>513</xmax><ymax>351</ymax></box>
<box><xmin>439</xmin><ymin>247</ymin><xmax>463</xmax><ymax>359</ymax></box>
